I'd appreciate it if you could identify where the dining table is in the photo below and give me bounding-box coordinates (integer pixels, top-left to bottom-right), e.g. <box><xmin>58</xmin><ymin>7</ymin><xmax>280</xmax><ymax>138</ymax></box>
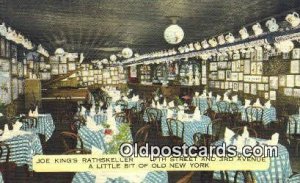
<box><xmin>0</xmin><ymin>132</ymin><xmax>43</xmax><ymax>171</ymax></box>
<box><xmin>21</xmin><ymin>113</ymin><xmax>55</xmax><ymax>141</ymax></box>
<box><xmin>74</xmin><ymin>111</ymin><xmax>169</xmax><ymax>183</ymax></box>
<box><xmin>143</xmin><ymin>107</ymin><xmax>212</xmax><ymax>146</ymax></box>
<box><xmin>213</xmin><ymin>138</ymin><xmax>292</xmax><ymax>183</ymax></box>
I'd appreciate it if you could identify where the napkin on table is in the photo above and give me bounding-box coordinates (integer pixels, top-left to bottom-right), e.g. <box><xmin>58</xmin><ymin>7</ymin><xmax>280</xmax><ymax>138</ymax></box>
<box><xmin>266</xmin><ymin>133</ymin><xmax>279</xmax><ymax>146</ymax></box>
<box><xmin>224</xmin><ymin>127</ymin><xmax>235</xmax><ymax>145</ymax></box>
<box><xmin>195</xmin><ymin>92</ymin><xmax>199</xmax><ymax>97</ymax></box>
<box><xmin>208</xmin><ymin>92</ymin><xmax>213</xmax><ymax>98</ymax></box>
<box><xmin>216</xmin><ymin>95</ymin><xmax>221</xmax><ymax>102</ymax></box>
<box><xmin>264</xmin><ymin>100</ymin><xmax>271</xmax><ymax>108</ymax></box>
<box><xmin>232</xmin><ymin>95</ymin><xmax>238</xmax><ymax>103</ymax></box>
<box><xmin>168</xmin><ymin>101</ymin><xmax>174</xmax><ymax>108</ymax></box>
<box><xmin>244</xmin><ymin>99</ymin><xmax>251</xmax><ymax>108</ymax></box>
<box><xmin>13</xmin><ymin>120</ymin><xmax>23</xmax><ymax>132</ymax></box>
<box><xmin>193</xmin><ymin>107</ymin><xmax>201</xmax><ymax>120</ymax></box>
<box><xmin>163</xmin><ymin>98</ymin><xmax>167</xmax><ymax>107</ymax></box>
<box><xmin>241</xmin><ymin>126</ymin><xmax>249</xmax><ymax>139</ymax></box>
<box><xmin>253</xmin><ymin>98</ymin><xmax>262</xmax><ymax>107</ymax></box>
<box><xmin>151</xmin><ymin>100</ymin><xmax>156</xmax><ymax>108</ymax></box>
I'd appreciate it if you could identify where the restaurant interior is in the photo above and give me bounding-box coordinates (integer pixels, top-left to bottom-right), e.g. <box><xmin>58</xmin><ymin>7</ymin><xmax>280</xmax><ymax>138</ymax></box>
<box><xmin>0</xmin><ymin>0</ymin><xmax>300</xmax><ymax>182</ymax></box>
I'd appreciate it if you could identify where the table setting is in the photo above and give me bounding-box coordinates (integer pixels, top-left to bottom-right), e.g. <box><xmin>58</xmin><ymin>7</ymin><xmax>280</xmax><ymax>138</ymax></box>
<box><xmin>213</xmin><ymin>127</ymin><xmax>292</xmax><ymax>183</ymax></box>
<box><xmin>240</xmin><ymin>98</ymin><xmax>277</xmax><ymax>125</ymax></box>
<box><xmin>0</xmin><ymin>122</ymin><xmax>43</xmax><ymax>171</ymax></box>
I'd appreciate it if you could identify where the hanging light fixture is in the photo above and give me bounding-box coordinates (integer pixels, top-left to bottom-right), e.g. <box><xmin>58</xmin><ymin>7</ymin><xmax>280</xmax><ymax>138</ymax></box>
<box><xmin>122</xmin><ymin>47</ymin><xmax>133</xmax><ymax>58</ymax></box>
<box><xmin>164</xmin><ymin>16</ymin><xmax>184</xmax><ymax>45</ymax></box>
<box><xmin>274</xmin><ymin>40</ymin><xmax>294</xmax><ymax>53</ymax></box>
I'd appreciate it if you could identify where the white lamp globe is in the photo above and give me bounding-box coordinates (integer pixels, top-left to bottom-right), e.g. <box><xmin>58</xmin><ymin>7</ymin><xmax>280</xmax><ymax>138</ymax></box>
<box><xmin>164</xmin><ymin>24</ymin><xmax>184</xmax><ymax>44</ymax></box>
<box><xmin>122</xmin><ymin>48</ymin><xmax>133</xmax><ymax>58</ymax></box>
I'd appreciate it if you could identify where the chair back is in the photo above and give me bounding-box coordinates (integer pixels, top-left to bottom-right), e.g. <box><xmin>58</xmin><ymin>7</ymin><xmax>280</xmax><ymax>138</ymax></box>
<box><xmin>166</xmin><ymin>118</ymin><xmax>184</xmax><ymax>139</ymax></box>
<box><xmin>19</xmin><ymin>116</ymin><xmax>38</xmax><ymax>130</ymax></box>
<box><xmin>234</xmin><ymin>171</ymin><xmax>255</xmax><ymax>183</ymax></box>
<box><xmin>207</xmin><ymin>118</ymin><xmax>225</xmax><ymax>141</ymax></box>
<box><xmin>116</xmin><ymin>99</ymin><xmax>128</xmax><ymax>111</ymax></box>
<box><xmin>216</xmin><ymin>101</ymin><xmax>230</xmax><ymax>113</ymax></box>
<box><xmin>245</xmin><ymin>106</ymin><xmax>264</xmax><ymax>123</ymax></box>
<box><xmin>0</xmin><ymin>143</ymin><xmax>10</xmax><ymax>165</ymax></box>
<box><xmin>60</xmin><ymin>132</ymin><xmax>84</xmax><ymax>152</ymax></box>
<box><xmin>288</xmin><ymin>116</ymin><xmax>299</xmax><ymax>136</ymax></box>
<box><xmin>114</xmin><ymin>112</ymin><xmax>127</xmax><ymax>123</ymax></box>
<box><xmin>135</xmin><ymin>124</ymin><xmax>151</xmax><ymax>147</ymax></box>
<box><xmin>232</xmin><ymin>126</ymin><xmax>258</xmax><ymax>138</ymax></box>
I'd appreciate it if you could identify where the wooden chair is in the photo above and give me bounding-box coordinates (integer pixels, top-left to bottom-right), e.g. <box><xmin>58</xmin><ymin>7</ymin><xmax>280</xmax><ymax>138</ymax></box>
<box><xmin>60</xmin><ymin>132</ymin><xmax>86</xmax><ymax>153</ymax></box>
<box><xmin>232</xmin><ymin>126</ymin><xmax>258</xmax><ymax>138</ymax></box>
<box><xmin>245</xmin><ymin>106</ymin><xmax>264</xmax><ymax>128</ymax></box>
<box><xmin>70</xmin><ymin>115</ymin><xmax>86</xmax><ymax>133</ymax></box>
<box><xmin>134</xmin><ymin>124</ymin><xmax>151</xmax><ymax>147</ymax></box>
<box><xmin>229</xmin><ymin>102</ymin><xmax>242</xmax><ymax>127</ymax></box>
<box><xmin>116</xmin><ymin>99</ymin><xmax>128</xmax><ymax>112</ymax></box>
<box><xmin>287</xmin><ymin>116</ymin><xmax>300</xmax><ymax>156</ymax></box>
<box><xmin>204</xmin><ymin>108</ymin><xmax>217</xmax><ymax>121</ymax></box>
<box><xmin>145</xmin><ymin>107</ymin><xmax>163</xmax><ymax>135</ymax></box>
<box><xmin>19</xmin><ymin>116</ymin><xmax>38</xmax><ymax>130</ymax></box>
<box><xmin>0</xmin><ymin>143</ymin><xmax>17</xmax><ymax>182</ymax></box>
<box><xmin>234</xmin><ymin>171</ymin><xmax>255</xmax><ymax>183</ymax></box>
<box><xmin>114</xmin><ymin>112</ymin><xmax>127</xmax><ymax>123</ymax></box>
<box><xmin>176</xmin><ymin>172</ymin><xmax>195</xmax><ymax>183</ymax></box>
<box><xmin>166</xmin><ymin>118</ymin><xmax>185</xmax><ymax>145</ymax></box>
<box><xmin>201</xmin><ymin>118</ymin><xmax>225</xmax><ymax>146</ymax></box>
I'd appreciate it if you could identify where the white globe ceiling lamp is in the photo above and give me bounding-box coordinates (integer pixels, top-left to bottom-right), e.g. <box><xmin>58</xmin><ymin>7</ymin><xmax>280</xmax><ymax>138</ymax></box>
<box><xmin>110</xmin><ymin>54</ymin><xmax>117</xmax><ymax>62</ymax></box>
<box><xmin>274</xmin><ymin>40</ymin><xmax>294</xmax><ymax>53</ymax></box>
<box><xmin>164</xmin><ymin>16</ymin><xmax>184</xmax><ymax>45</ymax></box>
<box><xmin>55</xmin><ymin>48</ymin><xmax>65</xmax><ymax>56</ymax></box>
<box><xmin>122</xmin><ymin>47</ymin><xmax>133</xmax><ymax>58</ymax></box>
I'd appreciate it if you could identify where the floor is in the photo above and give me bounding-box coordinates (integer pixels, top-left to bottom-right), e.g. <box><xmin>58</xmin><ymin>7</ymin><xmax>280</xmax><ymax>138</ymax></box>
<box><xmin>7</xmin><ymin>101</ymin><xmax>300</xmax><ymax>183</ymax></box>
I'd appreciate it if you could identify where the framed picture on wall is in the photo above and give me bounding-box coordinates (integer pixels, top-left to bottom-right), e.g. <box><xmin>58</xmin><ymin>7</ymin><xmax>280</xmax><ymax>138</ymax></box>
<box><xmin>286</xmin><ymin>75</ymin><xmax>295</xmax><ymax>87</ymax></box>
<box><xmin>244</xmin><ymin>83</ymin><xmax>250</xmax><ymax>93</ymax></box>
<box><xmin>244</xmin><ymin>60</ymin><xmax>251</xmax><ymax>74</ymax></box>
<box><xmin>256</xmin><ymin>62</ymin><xmax>263</xmax><ymax>75</ymax></box>
<box><xmin>294</xmin><ymin>89</ymin><xmax>300</xmax><ymax>97</ymax></box>
<box><xmin>218</xmin><ymin>70</ymin><xmax>225</xmax><ymax>80</ymax></box>
<box><xmin>210</xmin><ymin>62</ymin><xmax>217</xmax><ymax>71</ymax></box>
<box><xmin>231</xmin><ymin>73</ymin><xmax>239</xmax><ymax>81</ymax></box>
<box><xmin>283</xmin><ymin>52</ymin><xmax>290</xmax><ymax>60</ymax></box>
<box><xmin>264</xmin><ymin>84</ymin><xmax>269</xmax><ymax>91</ymax></box>
<box><xmin>202</xmin><ymin>78</ymin><xmax>207</xmax><ymax>85</ymax></box>
<box><xmin>5</xmin><ymin>41</ymin><xmax>10</xmax><ymax>58</ymax></box>
<box><xmin>220</xmin><ymin>82</ymin><xmax>225</xmax><ymax>89</ymax></box>
<box><xmin>279</xmin><ymin>75</ymin><xmax>286</xmax><ymax>87</ymax></box>
<box><xmin>265</xmin><ymin>92</ymin><xmax>269</xmax><ymax>99</ymax></box>
<box><xmin>232</xmin><ymin>62</ymin><xmax>236</xmax><ymax>72</ymax></box>
<box><xmin>258</xmin><ymin>83</ymin><xmax>265</xmax><ymax>91</ymax></box>
<box><xmin>225</xmin><ymin>82</ymin><xmax>229</xmax><ymax>89</ymax></box>
<box><xmin>238</xmin><ymin>73</ymin><xmax>243</xmax><ymax>81</ymax></box>
<box><xmin>284</xmin><ymin>88</ymin><xmax>293</xmax><ymax>96</ymax></box>
<box><xmin>0</xmin><ymin>38</ymin><xmax>5</xmax><ymax>56</ymax></box>
<box><xmin>269</xmin><ymin>76</ymin><xmax>278</xmax><ymax>90</ymax></box>
<box><xmin>292</xmin><ymin>48</ymin><xmax>300</xmax><ymax>59</ymax></box>
<box><xmin>270</xmin><ymin>91</ymin><xmax>276</xmax><ymax>100</ymax></box>
<box><xmin>226</xmin><ymin>70</ymin><xmax>232</xmax><ymax>80</ymax></box>
<box><xmin>233</xmin><ymin>82</ymin><xmax>238</xmax><ymax>91</ymax></box>
<box><xmin>236</xmin><ymin>60</ymin><xmax>241</xmax><ymax>71</ymax></box>
<box><xmin>290</xmin><ymin>60</ymin><xmax>300</xmax><ymax>74</ymax></box>
<box><xmin>262</xmin><ymin>76</ymin><xmax>269</xmax><ymax>83</ymax></box>
<box><xmin>251</xmin><ymin>83</ymin><xmax>257</xmax><ymax>95</ymax></box>
<box><xmin>238</xmin><ymin>82</ymin><xmax>243</xmax><ymax>91</ymax></box>
<box><xmin>251</xmin><ymin>62</ymin><xmax>257</xmax><ymax>74</ymax></box>
<box><xmin>295</xmin><ymin>75</ymin><xmax>300</xmax><ymax>87</ymax></box>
